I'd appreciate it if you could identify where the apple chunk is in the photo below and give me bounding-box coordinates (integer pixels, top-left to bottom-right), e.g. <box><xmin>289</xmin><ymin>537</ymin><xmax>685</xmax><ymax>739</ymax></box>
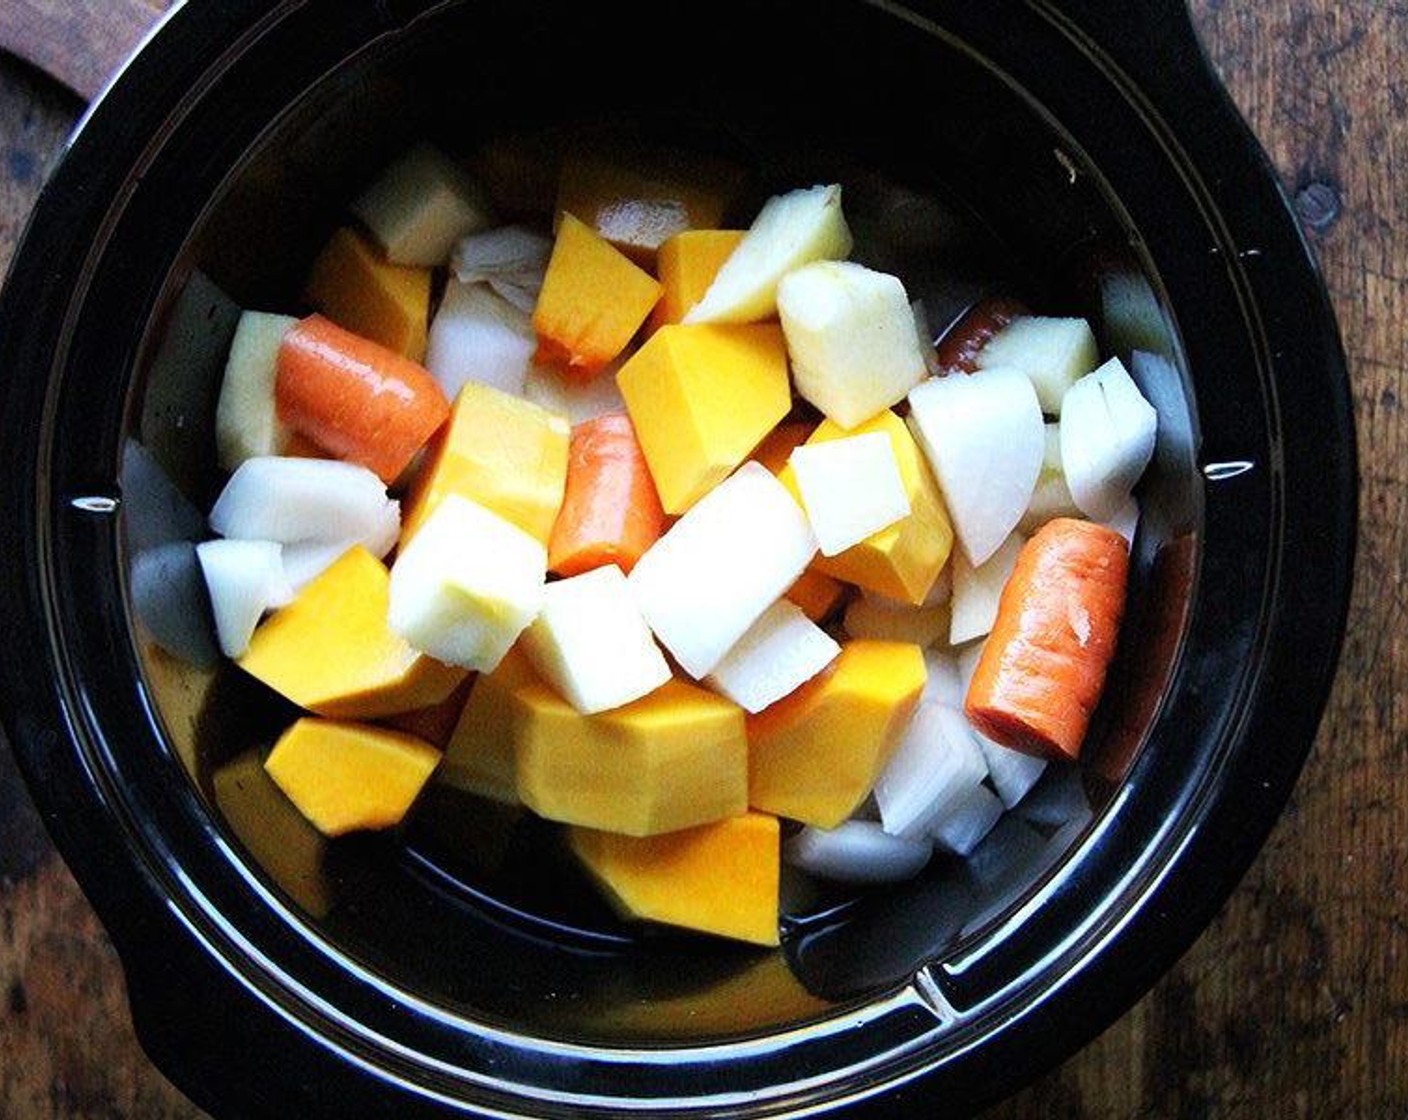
<box><xmin>628</xmin><ymin>462</ymin><xmax>818</xmax><ymax>679</ymax></box>
<box><xmin>215</xmin><ymin>311</ymin><xmax>297</xmax><ymax>471</ymax></box>
<box><xmin>789</xmin><ymin>431</ymin><xmax>910</xmax><ymax>557</ymax></box>
<box><xmin>906</xmin><ymin>367</ymin><xmax>1044</xmax><ymax>566</ymax></box>
<box><xmin>521</xmin><ymin>565</ymin><xmax>671</xmax><ymax>714</ymax></box>
<box><xmin>683</xmin><ymin>184</ymin><xmax>853</xmax><ymax>325</ymax></box>
<box><xmin>778</xmin><ymin>260</ymin><xmax>928</xmax><ymax>429</ymax></box>
<box><xmin>387</xmin><ymin>494</ymin><xmax>546</xmax><ymax>672</ymax></box>
<box><xmin>351</xmin><ymin>143</ymin><xmax>491</xmax><ymax>267</ymax></box>
<box><xmin>975</xmin><ymin>315</ymin><xmax>1099</xmax><ymax>415</ymax></box>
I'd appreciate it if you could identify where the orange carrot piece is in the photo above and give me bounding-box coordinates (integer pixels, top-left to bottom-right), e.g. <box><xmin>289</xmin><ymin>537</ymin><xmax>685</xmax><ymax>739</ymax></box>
<box><xmin>548</xmin><ymin>412</ymin><xmax>666</xmax><ymax>577</ymax></box>
<box><xmin>964</xmin><ymin>518</ymin><xmax>1129</xmax><ymax>762</ymax></box>
<box><xmin>276</xmin><ymin>313</ymin><xmax>450</xmax><ymax>483</ymax></box>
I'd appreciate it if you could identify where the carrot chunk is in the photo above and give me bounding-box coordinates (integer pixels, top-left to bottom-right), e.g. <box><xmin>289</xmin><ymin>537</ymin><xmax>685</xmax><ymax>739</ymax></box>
<box><xmin>275</xmin><ymin>313</ymin><xmax>450</xmax><ymax>483</ymax></box>
<box><xmin>964</xmin><ymin>518</ymin><xmax>1129</xmax><ymax>761</ymax></box>
<box><xmin>548</xmin><ymin>412</ymin><xmax>666</xmax><ymax>577</ymax></box>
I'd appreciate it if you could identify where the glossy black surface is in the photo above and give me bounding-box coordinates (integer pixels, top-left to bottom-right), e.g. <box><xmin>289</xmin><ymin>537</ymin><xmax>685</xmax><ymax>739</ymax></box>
<box><xmin>0</xmin><ymin>1</ymin><xmax>1354</xmax><ymax>1116</ymax></box>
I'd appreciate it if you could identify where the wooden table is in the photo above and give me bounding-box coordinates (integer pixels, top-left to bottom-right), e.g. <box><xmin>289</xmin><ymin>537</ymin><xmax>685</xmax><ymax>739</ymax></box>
<box><xmin>0</xmin><ymin>4</ymin><xmax>1402</xmax><ymax>1117</ymax></box>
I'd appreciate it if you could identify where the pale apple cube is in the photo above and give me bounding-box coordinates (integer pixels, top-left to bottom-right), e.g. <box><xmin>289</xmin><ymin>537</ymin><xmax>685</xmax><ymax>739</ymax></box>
<box><xmin>778</xmin><ymin>261</ymin><xmax>928</xmax><ymax>429</ymax></box>
<box><xmin>351</xmin><ymin>143</ymin><xmax>491</xmax><ymax>267</ymax></box>
<box><xmin>790</xmin><ymin>431</ymin><xmax>910</xmax><ymax>557</ymax></box>
<box><xmin>907</xmin><ymin>367</ymin><xmax>1044</xmax><ymax>566</ymax></box>
<box><xmin>628</xmin><ymin>461</ymin><xmax>818</xmax><ymax>679</ymax></box>
<box><xmin>388</xmin><ymin>495</ymin><xmax>546</xmax><ymax>672</ymax></box>
<box><xmin>949</xmin><ymin>530</ymin><xmax>1026</xmax><ymax>645</ymax></box>
<box><xmin>215</xmin><ymin>311</ymin><xmax>297</xmax><ymax>471</ymax></box>
<box><xmin>706</xmin><ymin>599</ymin><xmax>840</xmax><ymax>714</ymax></box>
<box><xmin>684</xmin><ymin>183</ymin><xmax>853</xmax><ymax>325</ymax></box>
<box><xmin>976</xmin><ymin>315</ymin><xmax>1100</xmax><ymax>415</ymax></box>
<box><xmin>521</xmin><ymin>565</ymin><xmax>671</xmax><ymax>715</ymax></box>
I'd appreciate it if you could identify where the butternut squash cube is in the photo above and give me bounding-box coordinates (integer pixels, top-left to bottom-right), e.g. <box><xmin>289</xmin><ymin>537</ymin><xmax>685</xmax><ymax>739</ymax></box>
<box><xmin>264</xmin><ymin>717</ymin><xmax>442</xmax><ymax>837</ymax></box>
<box><xmin>785</xmin><ymin>569</ymin><xmax>847</xmax><ymax>624</ymax></box>
<box><xmin>570</xmin><ymin>811</ymin><xmax>780</xmax><ymax>946</ymax></box>
<box><xmin>238</xmin><ymin>547</ymin><xmax>466</xmax><ymax>719</ymax></box>
<box><xmin>532</xmin><ymin>213</ymin><xmax>661</xmax><ymax>373</ymax></box>
<box><xmin>557</xmin><ymin>152</ymin><xmax>743</xmax><ymax>267</ymax></box>
<box><xmin>303</xmin><ymin>227</ymin><xmax>431</xmax><ymax>361</ymax></box>
<box><xmin>617</xmin><ymin>324</ymin><xmax>792</xmax><ymax>514</ymax></box>
<box><xmin>747</xmin><ymin>640</ymin><xmax>926</xmax><ymax>828</ymax></box>
<box><xmin>514</xmin><ymin>678</ymin><xmax>747</xmax><ymax>836</ymax></box>
<box><xmin>438</xmin><ymin>647</ymin><xmax>538</xmax><ymax>804</ymax></box>
<box><xmin>649</xmin><ymin>229</ymin><xmax>745</xmax><ymax>332</ymax></box>
<box><xmin>401</xmin><ymin>380</ymin><xmax>570</xmax><ymax>546</ymax></box>
<box><xmin>779</xmin><ymin>410</ymin><xmax>955</xmax><ymax>605</ymax></box>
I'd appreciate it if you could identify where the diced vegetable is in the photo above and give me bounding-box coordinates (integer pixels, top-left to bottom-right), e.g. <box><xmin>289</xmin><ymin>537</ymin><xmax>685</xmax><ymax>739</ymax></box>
<box><xmin>264</xmin><ymin>718</ymin><xmax>441</xmax><ymax>837</ymax></box>
<box><xmin>215</xmin><ymin>311</ymin><xmax>296</xmax><ymax>471</ymax></box>
<box><xmin>196</xmin><ymin>539</ymin><xmax>293</xmax><ymax>658</ymax></box>
<box><xmin>964</xmin><ymin>518</ymin><xmax>1129</xmax><ymax>761</ymax></box>
<box><xmin>873</xmin><ymin>702</ymin><xmax>988</xmax><ymax>839</ymax></box>
<box><xmin>628</xmin><ymin>462</ymin><xmax>817</xmax><ymax>679</ymax></box>
<box><xmin>843</xmin><ymin>593</ymin><xmax>951</xmax><ymax>648</ymax></box>
<box><xmin>934</xmin><ymin>296</ymin><xmax>1029</xmax><ymax>374</ymax></box>
<box><xmin>617</xmin><ymin>323</ymin><xmax>791</xmax><ymax>514</ymax></box>
<box><xmin>532</xmin><ymin>212</ymin><xmax>661</xmax><ymax>373</ymax></box>
<box><xmin>1019</xmin><ymin>422</ymin><xmax>1083</xmax><ymax>536</ymax></box>
<box><xmin>747</xmin><ymin>640</ymin><xmax>925</xmax><ymax>828</ymax></box>
<box><xmin>975</xmin><ymin>315</ymin><xmax>1100</xmax><ymax>414</ymax></box>
<box><xmin>387</xmin><ymin>495</ymin><xmax>547</xmax><ymax>673</ymax></box>
<box><xmin>705</xmin><ymin>598</ymin><xmax>840</xmax><ymax>715</ymax></box>
<box><xmin>275</xmin><ymin>314</ymin><xmax>450</xmax><ymax>484</ymax></box>
<box><xmin>438</xmin><ymin>648</ymin><xmax>537</xmax><ymax>805</ymax></box>
<box><xmin>907</xmin><ymin>367</ymin><xmax>1044</xmax><ymax>566</ymax></box>
<box><xmin>547</xmin><ymin>412</ymin><xmax>665</xmax><ymax>578</ymax></box>
<box><xmin>751</xmin><ymin>419</ymin><xmax>815</xmax><ymax>476</ymax></box>
<box><xmin>684</xmin><ymin>184</ymin><xmax>853</xmax><ymax>324</ymax></box>
<box><xmin>650</xmin><ymin>229</ymin><xmax>745</xmax><ymax>330</ymax></box>
<box><xmin>424</xmin><ymin>278</ymin><xmax>536</xmax><ymax>398</ymax></box>
<box><xmin>351</xmin><ymin>142</ymin><xmax>491</xmax><ymax>267</ymax></box>
<box><xmin>790</xmin><ymin>431</ymin><xmax>911</xmax><ymax>558</ymax></box>
<box><xmin>949</xmin><ymin>530</ymin><xmax>1026</xmax><ymax>645</ymax></box>
<box><xmin>1059</xmin><ymin>357</ymin><xmax>1157</xmax><ymax>520</ymax></box>
<box><xmin>303</xmin><ymin>226</ymin><xmax>432</xmax><ymax>361</ymax></box>
<box><xmin>929</xmin><ymin>782</ymin><xmax>1004</xmax><ymax>856</ymax></box>
<box><xmin>570</xmin><ymin>812</ymin><xmax>780</xmax><ymax>946</ymax></box>
<box><xmin>520</xmin><ymin>565</ymin><xmax>671</xmax><ymax>714</ymax></box>
<box><xmin>515</xmin><ymin>678</ymin><xmax>748</xmax><ymax>836</ymax></box>
<box><xmin>784</xmin><ymin>821</ymin><xmax>932</xmax><ymax>885</ymax></box>
<box><xmin>779</xmin><ymin>409</ymin><xmax>954</xmax><ymax>605</ymax></box>
<box><xmin>450</xmin><ymin>224</ymin><xmax>551</xmax><ymax>309</ymax></box>
<box><xmin>777</xmin><ymin>260</ymin><xmax>928</xmax><ymax>429</ymax></box>
<box><xmin>238</xmin><ymin>547</ymin><xmax>466</xmax><ymax>719</ymax></box>
<box><xmin>973</xmin><ymin>730</ymin><xmax>1048</xmax><ymax>809</ymax></box>
<box><xmin>400</xmin><ymin>380</ymin><xmax>569</xmax><ymax>546</ymax></box>
<box><xmin>922</xmin><ymin>648</ymin><xmax>967</xmax><ymax>708</ymax></box>
<box><xmin>785</xmin><ymin>569</ymin><xmax>847</xmax><ymax>624</ymax></box>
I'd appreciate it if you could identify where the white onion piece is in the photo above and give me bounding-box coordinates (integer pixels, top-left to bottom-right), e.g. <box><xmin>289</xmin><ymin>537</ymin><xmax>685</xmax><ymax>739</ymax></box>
<box><xmin>907</xmin><ymin>367</ymin><xmax>1044</xmax><ymax>566</ymax></box>
<box><xmin>949</xmin><ymin>531</ymin><xmax>1025</xmax><ymax>645</ymax></box>
<box><xmin>874</xmin><ymin>703</ymin><xmax>988</xmax><ymax>839</ymax></box>
<box><xmin>130</xmin><ymin>542</ymin><xmax>220</xmax><ymax>668</ymax></box>
<box><xmin>929</xmin><ymin>782</ymin><xmax>1004</xmax><ymax>856</ymax></box>
<box><xmin>425</xmin><ymin>279</ymin><xmax>536</xmax><ymax>399</ymax></box>
<box><xmin>451</xmin><ymin>225</ymin><xmax>551</xmax><ymax>287</ymax></box>
<box><xmin>974</xmin><ymin>735</ymin><xmax>1048</xmax><ymax>809</ymax></box>
<box><xmin>1059</xmin><ymin>357</ymin><xmax>1157</xmax><ymax>520</ymax></box>
<box><xmin>196</xmin><ymin>539</ymin><xmax>293</xmax><ymax>658</ymax></box>
<box><xmin>922</xmin><ymin>648</ymin><xmax>967</xmax><ymax>708</ymax></box>
<box><xmin>209</xmin><ymin>457</ymin><xmax>395</xmax><ymax>546</ymax></box>
<box><xmin>1103</xmin><ymin>496</ymin><xmax>1140</xmax><ymax>548</ymax></box>
<box><xmin>706</xmin><ymin>599</ymin><xmax>840</xmax><ymax>714</ymax></box>
<box><xmin>490</xmin><ymin>279</ymin><xmax>540</xmax><ymax>314</ymax></box>
<box><xmin>1016</xmin><ymin>764</ymin><xmax>1091</xmax><ymax>827</ymax></box>
<box><xmin>843</xmin><ymin>595</ymin><xmax>950</xmax><ymax>648</ymax></box>
<box><xmin>278</xmin><ymin>499</ymin><xmax>400</xmax><ymax>590</ymax></box>
<box><xmin>523</xmin><ymin>360</ymin><xmax>626</xmax><ymax>426</ymax></box>
<box><xmin>785</xmin><ymin>821</ymin><xmax>933</xmax><ymax>885</ymax></box>
<box><xmin>1018</xmin><ymin>423</ymin><xmax>1083</xmax><ymax>535</ymax></box>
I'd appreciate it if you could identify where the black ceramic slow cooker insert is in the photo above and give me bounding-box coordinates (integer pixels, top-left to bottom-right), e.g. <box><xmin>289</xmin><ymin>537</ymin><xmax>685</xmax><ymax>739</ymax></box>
<box><xmin>0</xmin><ymin>1</ymin><xmax>1355</xmax><ymax>1116</ymax></box>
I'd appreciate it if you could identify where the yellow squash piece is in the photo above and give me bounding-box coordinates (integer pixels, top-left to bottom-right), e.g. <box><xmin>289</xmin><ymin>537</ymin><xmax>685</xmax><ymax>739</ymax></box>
<box><xmin>401</xmin><ymin>381</ymin><xmax>570</xmax><ymax>546</ymax></box>
<box><xmin>779</xmin><ymin>410</ymin><xmax>954</xmax><ymax>605</ymax></box>
<box><xmin>303</xmin><ymin>226</ymin><xmax>431</xmax><ymax>362</ymax></box>
<box><xmin>556</xmin><ymin>152</ymin><xmax>744</xmax><ymax>267</ymax></box>
<box><xmin>570</xmin><ymin>811</ymin><xmax>780</xmax><ymax>946</ymax></box>
<box><xmin>515</xmin><ymin>677</ymin><xmax>747</xmax><ymax>836</ymax></box>
<box><xmin>649</xmin><ymin>229</ymin><xmax>745</xmax><ymax>332</ymax></box>
<box><xmin>617</xmin><ymin>323</ymin><xmax>792</xmax><ymax>514</ymax></box>
<box><xmin>532</xmin><ymin>212</ymin><xmax>662</xmax><ymax>373</ymax></box>
<box><xmin>264</xmin><ymin>717</ymin><xmax>442</xmax><ymax>837</ymax></box>
<box><xmin>438</xmin><ymin>647</ymin><xmax>538</xmax><ymax>804</ymax></box>
<box><xmin>747</xmin><ymin>640</ymin><xmax>926</xmax><ymax>828</ymax></box>
<box><xmin>238</xmin><ymin>547</ymin><xmax>466</xmax><ymax>719</ymax></box>
<box><xmin>785</xmin><ymin>569</ymin><xmax>847</xmax><ymax>624</ymax></box>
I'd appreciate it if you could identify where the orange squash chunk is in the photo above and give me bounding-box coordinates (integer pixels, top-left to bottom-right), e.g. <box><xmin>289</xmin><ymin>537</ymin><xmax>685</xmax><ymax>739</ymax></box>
<box><xmin>303</xmin><ymin>227</ymin><xmax>431</xmax><ymax>362</ymax></box>
<box><xmin>532</xmin><ymin>213</ymin><xmax>661</xmax><ymax>374</ymax></box>
<box><xmin>649</xmin><ymin>229</ymin><xmax>745</xmax><ymax>332</ymax></box>
<box><xmin>570</xmin><ymin>811</ymin><xmax>780</xmax><ymax>946</ymax></box>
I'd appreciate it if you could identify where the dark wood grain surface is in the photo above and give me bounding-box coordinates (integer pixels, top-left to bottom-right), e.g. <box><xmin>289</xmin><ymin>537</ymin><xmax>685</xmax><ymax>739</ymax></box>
<box><xmin>0</xmin><ymin>3</ymin><xmax>1403</xmax><ymax>1117</ymax></box>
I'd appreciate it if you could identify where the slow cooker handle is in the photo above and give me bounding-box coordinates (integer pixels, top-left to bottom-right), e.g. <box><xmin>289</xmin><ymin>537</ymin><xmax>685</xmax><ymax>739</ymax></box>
<box><xmin>0</xmin><ymin>0</ymin><xmax>170</xmax><ymax>103</ymax></box>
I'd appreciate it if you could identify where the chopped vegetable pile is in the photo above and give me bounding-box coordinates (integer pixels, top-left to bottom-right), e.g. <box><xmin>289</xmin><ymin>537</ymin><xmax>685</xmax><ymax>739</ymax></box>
<box><xmin>193</xmin><ymin>139</ymin><xmax>1158</xmax><ymax>948</ymax></box>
